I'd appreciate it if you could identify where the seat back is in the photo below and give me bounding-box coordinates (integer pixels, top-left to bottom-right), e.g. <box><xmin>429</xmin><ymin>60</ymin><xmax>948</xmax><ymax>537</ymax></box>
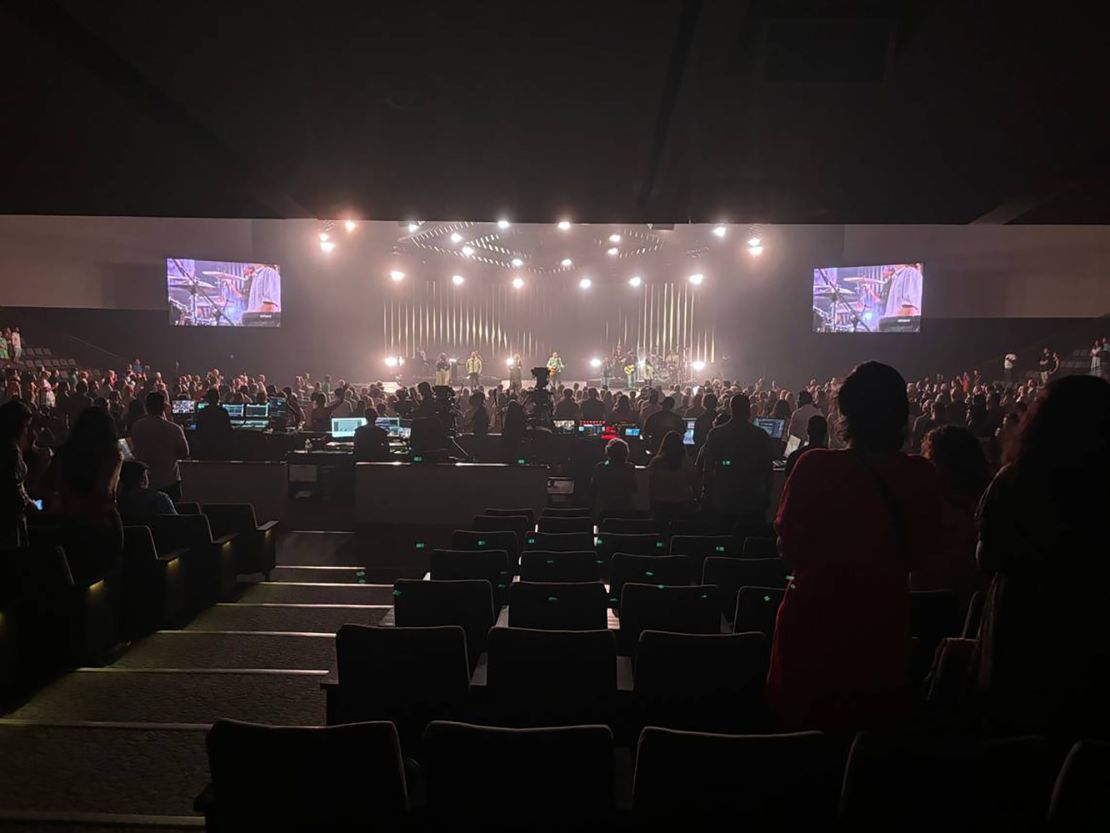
<box><xmin>393</xmin><ymin>579</ymin><xmax>496</xmax><ymax>667</ymax></box>
<box><xmin>537</xmin><ymin>515</ymin><xmax>593</xmax><ymax>535</ymax></box>
<box><xmin>149</xmin><ymin>513</ymin><xmax>215</xmax><ymax>552</ymax></box>
<box><xmin>595</xmin><ymin>533</ymin><xmax>665</xmax><ymax>574</ymax></box>
<box><xmin>741</xmin><ymin>536</ymin><xmax>778</xmax><ymax>558</ymax></box>
<box><xmin>599</xmin><ymin>517</ymin><xmax>663</xmax><ymax>536</ymax></box>
<box><xmin>539</xmin><ymin>506</ymin><xmax>592</xmax><ymax>519</ymax></box>
<box><xmin>1048</xmin><ymin>740</ymin><xmax>1110</xmax><ymax>833</ymax></box>
<box><xmin>608</xmin><ymin>554</ymin><xmax>690</xmax><ymax>609</ymax></box>
<box><xmin>175</xmin><ymin>501</ymin><xmax>202</xmax><ymax>516</ymax></box>
<box><xmin>429</xmin><ymin>549</ymin><xmax>511</xmax><ymax>604</ymax></box>
<box><xmin>450</xmin><ymin>530</ymin><xmax>520</xmax><ymax>571</ymax></box>
<box><xmin>486</xmin><ymin>627</ymin><xmax>617</xmax><ymax>726</ymax></box>
<box><xmin>632</xmin><ymin>728</ymin><xmax>837</xmax><ymax>832</ymax></box>
<box><xmin>702</xmin><ymin>558</ymin><xmax>788</xmax><ymax>621</ymax></box>
<box><xmin>733</xmin><ymin>587</ymin><xmax>785</xmax><ymax>638</ymax></box>
<box><xmin>202</xmin><ymin>503</ymin><xmax>259</xmax><ymax>539</ymax></box>
<box><xmin>962</xmin><ymin>590</ymin><xmax>985</xmax><ymax>638</ymax></box>
<box><xmin>524</xmin><ymin>531</ymin><xmax>594</xmax><ymax>552</ymax></box>
<box><xmin>484</xmin><ymin>507</ymin><xmax>535</xmax><ymax>526</ymax></box>
<box><xmin>519</xmin><ymin>551</ymin><xmax>601</xmax><ymax>583</ymax></box>
<box><xmin>424</xmin><ymin>721</ymin><xmax>614</xmax><ymax>832</ymax></box>
<box><xmin>841</xmin><ymin>732</ymin><xmax>1062</xmax><ymax>832</ymax></box>
<box><xmin>334</xmin><ymin>625</ymin><xmax>470</xmax><ymax>744</ymax></box>
<box><xmin>122</xmin><ymin>525</ymin><xmax>160</xmax><ymax>566</ymax></box>
<box><xmin>508</xmin><ymin>582</ymin><xmax>607</xmax><ymax>630</ymax></box>
<box><xmin>669</xmin><ymin>534</ymin><xmax>741</xmax><ymax>581</ymax></box>
<box><xmin>618</xmin><ymin>584</ymin><xmax>719</xmax><ymax>654</ymax></box>
<box><xmin>205</xmin><ymin>719</ymin><xmax>407</xmax><ymax>831</ymax></box>
<box><xmin>634</xmin><ymin>631</ymin><xmax>770</xmax><ymax>733</ymax></box>
<box><xmin>471</xmin><ymin>514</ymin><xmax>530</xmax><ymax>546</ymax></box>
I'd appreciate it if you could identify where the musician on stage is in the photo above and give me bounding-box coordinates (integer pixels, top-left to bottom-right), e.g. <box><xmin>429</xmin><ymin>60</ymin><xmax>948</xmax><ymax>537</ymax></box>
<box><xmin>465</xmin><ymin>351</ymin><xmax>483</xmax><ymax>387</ymax></box>
<box><xmin>508</xmin><ymin>353</ymin><xmax>523</xmax><ymax>391</ymax></box>
<box><xmin>601</xmin><ymin>356</ymin><xmax>613</xmax><ymax>389</ymax></box>
<box><xmin>882</xmin><ymin>263</ymin><xmax>923</xmax><ymax>318</ymax></box>
<box><xmin>623</xmin><ymin>358</ymin><xmax>637</xmax><ymax>390</ymax></box>
<box><xmin>434</xmin><ymin>353</ymin><xmax>451</xmax><ymax>387</ymax></box>
<box><xmin>243</xmin><ymin>264</ymin><xmax>281</xmax><ymax>314</ymax></box>
<box><xmin>546</xmin><ymin>351</ymin><xmax>565</xmax><ymax>386</ymax></box>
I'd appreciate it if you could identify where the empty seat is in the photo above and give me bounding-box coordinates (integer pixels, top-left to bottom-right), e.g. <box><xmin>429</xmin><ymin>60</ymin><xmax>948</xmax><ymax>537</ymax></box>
<box><xmin>175</xmin><ymin>501</ymin><xmax>201</xmax><ymax>515</ymax></box>
<box><xmin>741</xmin><ymin>536</ymin><xmax>778</xmax><ymax>558</ymax></box>
<box><xmin>524</xmin><ymin>530</ymin><xmax>594</xmax><ymax>552</ymax></box>
<box><xmin>451</xmin><ymin>530</ymin><xmax>520</xmax><ymax>572</ymax></box>
<box><xmin>595</xmin><ymin>533</ymin><xmax>665</xmax><ymax>574</ymax></box>
<box><xmin>508</xmin><ymin>582</ymin><xmax>607</xmax><ymax>630</ymax></box>
<box><xmin>1048</xmin><ymin>740</ymin><xmax>1110</xmax><ymax>832</ymax></box>
<box><xmin>148</xmin><ymin>513</ymin><xmax>237</xmax><ymax>609</ymax></box>
<box><xmin>424</xmin><ymin>721</ymin><xmax>614</xmax><ymax>833</ymax></box>
<box><xmin>202</xmin><ymin>503</ymin><xmax>278</xmax><ymax>578</ymax></box>
<box><xmin>634</xmin><ymin>630</ymin><xmax>770</xmax><ymax>733</ymax></box>
<box><xmin>197</xmin><ymin>719</ymin><xmax>408</xmax><ymax>832</ymax></box>
<box><xmin>121</xmin><ymin>525</ymin><xmax>188</xmax><ymax>638</ymax></box>
<box><xmin>485</xmin><ymin>627</ymin><xmax>617</xmax><ymax>726</ymax></box>
<box><xmin>608</xmin><ymin>554</ymin><xmax>689</xmax><ymax>609</ymax></box>
<box><xmin>519</xmin><ymin>550</ymin><xmax>601</xmax><ymax>583</ymax></box>
<box><xmin>330</xmin><ymin>624</ymin><xmax>470</xmax><ymax>750</ymax></box>
<box><xmin>734</xmin><ymin>587</ymin><xmax>785</xmax><ymax>638</ymax></box>
<box><xmin>841</xmin><ymin>732</ymin><xmax>1063</xmax><ymax>833</ymax></box>
<box><xmin>669</xmin><ymin>534</ymin><xmax>741</xmax><ymax>580</ymax></box>
<box><xmin>393</xmin><ymin>579</ymin><xmax>496</xmax><ymax>670</ymax></box>
<box><xmin>540</xmin><ymin>506</ymin><xmax>592</xmax><ymax>519</ymax></box>
<box><xmin>670</xmin><ymin>518</ymin><xmax>734</xmax><ymax>537</ymax></box>
<box><xmin>599</xmin><ymin>517</ymin><xmax>662</xmax><ymax>536</ymax></box>
<box><xmin>632</xmin><ymin>727</ymin><xmax>838</xmax><ymax>832</ymax></box>
<box><xmin>702</xmin><ymin>557</ymin><xmax>788</xmax><ymax>622</ymax></box>
<box><xmin>618</xmin><ymin>584</ymin><xmax>719</xmax><ymax>655</ymax></box>
<box><xmin>429</xmin><ymin>549</ymin><xmax>511</xmax><ymax>605</ymax></box>
<box><xmin>471</xmin><ymin>513</ymin><xmax>530</xmax><ymax>547</ymax></box>
<box><xmin>484</xmin><ymin>506</ymin><xmax>535</xmax><ymax>526</ymax></box>
<box><xmin>537</xmin><ymin>515</ymin><xmax>593</xmax><ymax>535</ymax></box>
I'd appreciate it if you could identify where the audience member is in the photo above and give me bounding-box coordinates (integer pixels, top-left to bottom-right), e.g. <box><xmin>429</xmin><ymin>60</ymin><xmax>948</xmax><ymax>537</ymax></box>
<box><xmin>579</xmin><ymin>387</ymin><xmax>605</xmax><ymax>421</ymax></box>
<box><xmin>130</xmin><ymin>391</ymin><xmax>189</xmax><ymax>501</ymax></box>
<box><xmin>643</xmin><ymin>395</ymin><xmax>685</xmax><ymax>451</ymax></box>
<box><xmin>465</xmin><ymin>391</ymin><xmax>490</xmax><ymax>435</ymax></box>
<box><xmin>696</xmin><ymin>394</ymin><xmax>773</xmax><ymax>525</ymax></box>
<box><xmin>588</xmin><ymin>437</ymin><xmax>637</xmax><ymax>520</ymax></box>
<box><xmin>353</xmin><ymin>407</ymin><xmax>391</xmax><ymax>463</ymax></box>
<box><xmin>0</xmin><ymin>400</ymin><xmax>35</xmax><ymax>547</ymax></box>
<box><xmin>117</xmin><ymin>459</ymin><xmax>177</xmax><ymax>522</ymax></box>
<box><xmin>553</xmin><ymin>388</ymin><xmax>580</xmax><ymax>420</ymax></box>
<box><xmin>784</xmin><ymin>414</ymin><xmax>828</xmax><ymax>478</ymax></box>
<box><xmin>647</xmin><ymin>430</ymin><xmax>697</xmax><ymax>523</ymax></box>
<box><xmin>692</xmin><ymin>392</ymin><xmax>718</xmax><ymax>450</ymax></box>
<box><xmin>787</xmin><ymin>389</ymin><xmax>821</xmax><ymax>442</ymax></box>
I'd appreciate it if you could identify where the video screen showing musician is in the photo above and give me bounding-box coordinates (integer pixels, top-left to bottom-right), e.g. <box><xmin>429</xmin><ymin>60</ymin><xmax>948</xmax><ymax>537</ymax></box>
<box><xmin>812</xmin><ymin>262</ymin><xmax>924</xmax><ymax>333</ymax></box>
<box><xmin>167</xmin><ymin>259</ymin><xmax>282</xmax><ymax>327</ymax></box>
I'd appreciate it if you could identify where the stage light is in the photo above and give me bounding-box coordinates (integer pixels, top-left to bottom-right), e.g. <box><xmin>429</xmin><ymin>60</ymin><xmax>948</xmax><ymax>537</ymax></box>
<box><xmin>449</xmin><ymin>357</ymin><xmax>457</xmax><ymax>364</ymax></box>
<box><xmin>461</xmin><ymin>245</ymin><xmax>475</xmax><ymax>257</ymax></box>
<box><xmin>578</xmin><ymin>277</ymin><xmax>592</xmax><ymax>290</ymax></box>
<box><xmin>607</xmin><ymin>247</ymin><xmax>619</xmax><ymax>256</ymax></box>
<box><xmin>747</xmin><ymin>236</ymin><xmax>761</xmax><ymax>247</ymax></box>
<box><xmin>608</xmin><ymin>233</ymin><xmax>621</xmax><ymax>243</ymax></box>
<box><xmin>384</xmin><ymin>356</ymin><xmax>398</xmax><ymax>368</ymax></box>
<box><xmin>506</xmin><ymin>357</ymin><xmax>515</xmax><ymax>366</ymax></box>
<box><xmin>688</xmin><ymin>272</ymin><xmax>704</xmax><ymax>285</ymax></box>
<box><xmin>628</xmin><ymin>275</ymin><xmax>642</xmax><ymax>287</ymax></box>
<box><xmin>748</xmin><ymin>245</ymin><xmax>763</xmax><ymax>257</ymax></box>
<box><xmin>498</xmin><ymin>219</ymin><xmax>511</xmax><ymax>229</ymax></box>
<box><xmin>512</xmin><ymin>276</ymin><xmax>525</xmax><ymax>289</ymax></box>
<box><xmin>451</xmin><ymin>232</ymin><xmax>463</xmax><ymax>243</ymax></box>
<box><xmin>389</xmin><ymin>270</ymin><xmax>405</xmax><ymax>282</ymax></box>
<box><xmin>452</xmin><ymin>274</ymin><xmax>465</xmax><ymax>286</ymax></box>
<box><xmin>590</xmin><ymin>358</ymin><xmax>602</xmax><ymax>369</ymax></box>
<box><xmin>561</xmin><ymin>258</ymin><xmax>573</xmax><ymax>268</ymax></box>
<box><xmin>319</xmin><ymin>231</ymin><xmax>330</xmax><ymax>242</ymax></box>
<box><xmin>344</xmin><ymin>220</ymin><xmax>358</xmax><ymax>233</ymax></box>
<box><xmin>407</xmin><ymin>221</ymin><xmax>420</xmax><ymax>232</ymax></box>
<box><xmin>713</xmin><ymin>225</ymin><xmax>727</xmax><ymax>238</ymax></box>
<box><xmin>320</xmin><ymin>239</ymin><xmax>336</xmax><ymax>253</ymax></box>
<box><xmin>557</xmin><ymin>220</ymin><xmax>571</xmax><ymax>230</ymax></box>
<box><xmin>637</xmin><ymin>359</ymin><xmax>646</xmax><ymax>368</ymax></box>
<box><xmin>691</xmin><ymin>360</ymin><xmax>706</xmax><ymax>372</ymax></box>
<box><xmin>511</xmin><ymin>257</ymin><xmax>524</xmax><ymax>267</ymax></box>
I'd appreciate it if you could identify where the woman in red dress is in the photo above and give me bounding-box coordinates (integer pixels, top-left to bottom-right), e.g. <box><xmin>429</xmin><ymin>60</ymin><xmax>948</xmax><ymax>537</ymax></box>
<box><xmin>767</xmin><ymin>361</ymin><xmax>943</xmax><ymax>731</ymax></box>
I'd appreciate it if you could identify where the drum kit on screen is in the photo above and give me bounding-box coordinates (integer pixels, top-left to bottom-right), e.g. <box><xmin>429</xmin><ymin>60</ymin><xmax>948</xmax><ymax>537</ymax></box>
<box><xmin>812</xmin><ymin>275</ymin><xmax>884</xmax><ymax>333</ymax></box>
<box><xmin>168</xmin><ymin>269</ymin><xmax>246</xmax><ymax>326</ymax></box>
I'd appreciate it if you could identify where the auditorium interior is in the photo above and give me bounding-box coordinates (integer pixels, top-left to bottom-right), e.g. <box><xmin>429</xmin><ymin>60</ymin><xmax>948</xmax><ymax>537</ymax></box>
<box><xmin>1</xmin><ymin>3</ymin><xmax>1110</xmax><ymax>832</ymax></box>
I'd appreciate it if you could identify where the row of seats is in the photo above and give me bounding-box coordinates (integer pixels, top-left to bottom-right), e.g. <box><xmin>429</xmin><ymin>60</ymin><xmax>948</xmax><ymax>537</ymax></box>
<box><xmin>196</xmin><ymin>718</ymin><xmax>1109</xmax><ymax>833</ymax></box>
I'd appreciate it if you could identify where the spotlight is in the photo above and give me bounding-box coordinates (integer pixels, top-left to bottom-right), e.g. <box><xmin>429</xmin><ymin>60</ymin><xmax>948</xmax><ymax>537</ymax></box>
<box><xmin>318</xmin><ymin>231</ymin><xmax>330</xmax><ymax>242</ymax></box>
<box><xmin>628</xmin><ymin>275</ymin><xmax>642</xmax><ymax>287</ymax></box>
<box><xmin>384</xmin><ymin>356</ymin><xmax>398</xmax><ymax>368</ymax></box>
<box><xmin>450</xmin><ymin>232</ymin><xmax>463</xmax><ymax>243</ymax></box>
<box><xmin>691</xmin><ymin>360</ymin><xmax>706</xmax><ymax>372</ymax></box>
<box><xmin>747</xmin><ymin>236</ymin><xmax>761</xmax><ymax>247</ymax></box>
<box><xmin>713</xmin><ymin>225</ymin><xmax>727</xmax><ymax>238</ymax></box>
<box><xmin>449</xmin><ymin>357</ymin><xmax>457</xmax><ymax>364</ymax></box>
<box><xmin>344</xmin><ymin>220</ymin><xmax>358</xmax><ymax>233</ymax></box>
<box><xmin>557</xmin><ymin>220</ymin><xmax>571</xmax><ymax>230</ymax></box>
<box><xmin>748</xmin><ymin>245</ymin><xmax>764</xmax><ymax>257</ymax></box>
<box><xmin>452</xmin><ymin>274</ymin><xmax>465</xmax><ymax>286</ymax></box>
<box><xmin>561</xmin><ymin>258</ymin><xmax>573</xmax><ymax>268</ymax></box>
<box><xmin>320</xmin><ymin>239</ymin><xmax>336</xmax><ymax>253</ymax></box>
<box><xmin>389</xmin><ymin>270</ymin><xmax>405</xmax><ymax>282</ymax></box>
<box><xmin>688</xmin><ymin>273</ymin><xmax>704</xmax><ymax>285</ymax></box>
<box><xmin>578</xmin><ymin>277</ymin><xmax>592</xmax><ymax>290</ymax></box>
<box><xmin>608</xmin><ymin>233</ymin><xmax>621</xmax><ymax>243</ymax></box>
<box><xmin>590</xmin><ymin>358</ymin><xmax>602</xmax><ymax>369</ymax></box>
<box><xmin>498</xmin><ymin>219</ymin><xmax>511</xmax><ymax>229</ymax></box>
<box><xmin>511</xmin><ymin>257</ymin><xmax>524</xmax><ymax>267</ymax></box>
<box><xmin>407</xmin><ymin>221</ymin><xmax>420</xmax><ymax>232</ymax></box>
<box><xmin>511</xmin><ymin>276</ymin><xmax>525</xmax><ymax>289</ymax></box>
<box><xmin>506</xmin><ymin>357</ymin><xmax>515</xmax><ymax>367</ymax></box>
<box><xmin>607</xmin><ymin>247</ymin><xmax>619</xmax><ymax>256</ymax></box>
<box><xmin>461</xmin><ymin>245</ymin><xmax>475</xmax><ymax>257</ymax></box>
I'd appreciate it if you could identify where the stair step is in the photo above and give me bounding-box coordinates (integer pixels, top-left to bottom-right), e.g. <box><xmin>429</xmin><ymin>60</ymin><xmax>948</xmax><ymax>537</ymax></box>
<box><xmin>187</xmin><ymin>603</ymin><xmax>387</xmax><ymax>633</ymax></box>
<box><xmin>239</xmin><ymin>582</ymin><xmax>395</xmax><ymax>606</ymax></box>
<box><xmin>113</xmin><ymin>631</ymin><xmax>334</xmax><ymax>671</ymax></box>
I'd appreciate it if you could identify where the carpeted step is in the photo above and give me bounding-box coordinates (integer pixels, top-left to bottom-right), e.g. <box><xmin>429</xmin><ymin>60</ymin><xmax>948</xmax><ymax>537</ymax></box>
<box><xmin>186</xmin><ymin>603</ymin><xmax>387</xmax><ymax>633</ymax></box>
<box><xmin>0</xmin><ymin>722</ymin><xmax>207</xmax><ymax>817</ymax></box>
<box><xmin>0</xmin><ymin>819</ymin><xmax>201</xmax><ymax>832</ymax></box>
<box><xmin>10</xmin><ymin>669</ymin><xmax>325</xmax><ymax>725</ymax></box>
<box><xmin>269</xmin><ymin>565</ymin><xmax>370</xmax><ymax>583</ymax></box>
<box><xmin>112</xmin><ymin>631</ymin><xmax>334</xmax><ymax>671</ymax></box>
<box><xmin>238</xmin><ymin>581</ymin><xmax>395</xmax><ymax>606</ymax></box>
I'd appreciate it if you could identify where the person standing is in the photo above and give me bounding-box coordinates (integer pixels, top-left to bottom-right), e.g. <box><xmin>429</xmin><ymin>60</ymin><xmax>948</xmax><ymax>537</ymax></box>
<box><xmin>0</xmin><ymin>400</ymin><xmax>35</xmax><ymax>547</ymax></box>
<box><xmin>1091</xmin><ymin>339</ymin><xmax>1103</xmax><ymax>378</ymax></box>
<box><xmin>546</xmin><ymin>351</ymin><xmax>565</xmax><ymax>386</ymax></box>
<box><xmin>601</xmin><ymin>356</ymin><xmax>613</xmax><ymax>389</ymax></box>
<box><xmin>434</xmin><ymin>353</ymin><xmax>451</xmax><ymax>387</ymax></box>
<box><xmin>130</xmin><ymin>391</ymin><xmax>190</xmax><ymax>501</ymax></box>
<box><xmin>1038</xmin><ymin>347</ymin><xmax>1059</xmax><ymax>385</ymax></box>
<box><xmin>696</xmin><ymin>393</ymin><xmax>774</xmax><ymax>526</ymax></box>
<box><xmin>466</xmin><ymin>351</ymin><xmax>483</xmax><ymax>388</ymax></box>
<box><xmin>9</xmin><ymin>328</ymin><xmax>21</xmax><ymax>362</ymax></box>
<box><xmin>1004</xmin><ymin>350</ymin><xmax>1017</xmax><ymax>385</ymax></box>
<box><xmin>508</xmin><ymin>353</ymin><xmax>523</xmax><ymax>391</ymax></box>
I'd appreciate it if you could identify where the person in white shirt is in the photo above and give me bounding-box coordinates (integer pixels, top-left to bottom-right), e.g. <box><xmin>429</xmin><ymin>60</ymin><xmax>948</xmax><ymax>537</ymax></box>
<box><xmin>130</xmin><ymin>391</ymin><xmax>189</xmax><ymax>501</ymax></box>
<box><xmin>329</xmin><ymin>386</ymin><xmax>354</xmax><ymax>418</ymax></box>
<box><xmin>787</xmin><ymin>389</ymin><xmax>821</xmax><ymax>442</ymax></box>
<box><xmin>1004</xmin><ymin>351</ymin><xmax>1017</xmax><ymax>385</ymax></box>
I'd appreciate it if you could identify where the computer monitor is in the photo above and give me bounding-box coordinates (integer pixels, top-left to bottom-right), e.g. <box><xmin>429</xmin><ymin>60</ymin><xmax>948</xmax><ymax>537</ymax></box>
<box><xmin>224</xmin><ymin>403</ymin><xmax>245</xmax><ymax>418</ymax></box>
<box><xmin>553</xmin><ymin>419</ymin><xmax>577</xmax><ymax>435</ymax></box>
<box><xmin>245</xmin><ymin>403</ymin><xmax>269</xmax><ymax>419</ymax></box>
<box><xmin>622</xmin><ymin>426</ymin><xmax>641</xmax><ymax>439</ymax></box>
<box><xmin>375</xmin><ymin>416</ymin><xmax>400</xmax><ymax>430</ymax></box>
<box><xmin>267</xmin><ymin>396</ymin><xmax>288</xmax><ymax>416</ymax></box>
<box><xmin>754</xmin><ymin>417</ymin><xmax>785</xmax><ymax>439</ymax></box>
<box><xmin>683</xmin><ymin>418</ymin><xmax>696</xmax><ymax>446</ymax></box>
<box><xmin>171</xmin><ymin>399</ymin><xmax>196</xmax><ymax>415</ymax></box>
<box><xmin>396</xmin><ymin>425</ymin><xmax>412</xmax><ymax>440</ymax></box>
<box><xmin>236</xmin><ymin>419</ymin><xmax>270</xmax><ymax>431</ymax></box>
<box><xmin>331</xmin><ymin>417</ymin><xmax>367</xmax><ymax>438</ymax></box>
<box><xmin>578</xmin><ymin>421</ymin><xmax>605</xmax><ymax>437</ymax></box>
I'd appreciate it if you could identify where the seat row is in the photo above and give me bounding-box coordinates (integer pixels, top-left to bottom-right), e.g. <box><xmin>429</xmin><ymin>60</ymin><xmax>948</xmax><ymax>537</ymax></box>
<box><xmin>196</xmin><ymin>717</ymin><xmax>1110</xmax><ymax>833</ymax></box>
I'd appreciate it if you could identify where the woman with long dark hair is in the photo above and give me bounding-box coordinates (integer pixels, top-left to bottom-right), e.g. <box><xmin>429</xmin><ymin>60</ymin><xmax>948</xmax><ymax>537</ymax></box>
<box><xmin>767</xmin><ymin>361</ymin><xmax>943</xmax><ymax>731</ymax></box>
<box><xmin>973</xmin><ymin>374</ymin><xmax>1110</xmax><ymax>737</ymax></box>
<box><xmin>0</xmin><ymin>400</ymin><xmax>36</xmax><ymax>547</ymax></box>
<box><xmin>648</xmin><ymin>430</ymin><xmax>697</xmax><ymax>523</ymax></box>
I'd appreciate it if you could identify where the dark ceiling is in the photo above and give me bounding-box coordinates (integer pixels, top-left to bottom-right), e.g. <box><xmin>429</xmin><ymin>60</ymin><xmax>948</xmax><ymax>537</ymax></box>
<box><xmin>3</xmin><ymin>1</ymin><xmax>1109</xmax><ymax>224</ymax></box>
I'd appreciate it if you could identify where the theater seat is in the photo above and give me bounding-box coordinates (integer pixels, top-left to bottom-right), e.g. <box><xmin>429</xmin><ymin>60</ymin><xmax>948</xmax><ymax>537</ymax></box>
<box><xmin>202</xmin><ymin>503</ymin><xmax>278</xmax><ymax>579</ymax></box>
<box><xmin>148</xmin><ymin>514</ymin><xmax>238</xmax><ymax>610</ymax></box>
<box><xmin>121</xmin><ymin>525</ymin><xmax>188</xmax><ymax>638</ymax></box>
<box><xmin>175</xmin><ymin>501</ymin><xmax>201</xmax><ymax>515</ymax></box>
<box><xmin>508</xmin><ymin>582</ymin><xmax>607</xmax><ymax>631</ymax></box>
<box><xmin>485</xmin><ymin>626</ymin><xmax>617</xmax><ymax>726</ymax></box>
<box><xmin>537</xmin><ymin>515</ymin><xmax>593</xmax><ymax>535</ymax></box>
<box><xmin>540</xmin><ymin>506</ymin><xmax>592</xmax><ymax>519</ymax></box>
<box><xmin>330</xmin><ymin>624</ymin><xmax>470</xmax><ymax>751</ymax></box>
<box><xmin>424</xmin><ymin>721</ymin><xmax>615</xmax><ymax>833</ymax></box>
<box><xmin>599</xmin><ymin>517</ymin><xmax>662</xmax><ymax>536</ymax></box>
<box><xmin>471</xmin><ymin>514</ymin><xmax>530</xmax><ymax>548</ymax></box>
<box><xmin>484</xmin><ymin>507</ymin><xmax>536</xmax><ymax>526</ymax></box>
<box><xmin>733</xmin><ymin>587</ymin><xmax>785</xmax><ymax>639</ymax></box>
<box><xmin>429</xmin><ymin>549</ymin><xmax>511</xmax><ymax>606</ymax></box>
<box><xmin>608</xmin><ymin>554</ymin><xmax>690</xmax><ymax>610</ymax></box>
<box><xmin>392</xmin><ymin>579</ymin><xmax>495</xmax><ymax>670</ymax></box>
<box><xmin>634</xmin><ymin>630</ymin><xmax>770</xmax><ymax>733</ymax></box>
<box><xmin>451</xmin><ymin>529</ymin><xmax>520</xmax><ymax>573</ymax></box>
<box><xmin>669</xmin><ymin>534</ymin><xmax>741</xmax><ymax>581</ymax></box>
<box><xmin>632</xmin><ymin>727</ymin><xmax>838</xmax><ymax>832</ymax></box>
<box><xmin>617</xmin><ymin>584</ymin><xmax>719</xmax><ymax>655</ymax></box>
<box><xmin>524</xmin><ymin>531</ymin><xmax>594</xmax><ymax>553</ymax></box>
<box><xmin>741</xmin><ymin>536</ymin><xmax>778</xmax><ymax>558</ymax></box>
<box><xmin>1049</xmin><ymin>740</ymin><xmax>1110</xmax><ymax>832</ymax></box>
<box><xmin>519</xmin><ymin>551</ymin><xmax>601</xmax><ymax>583</ymax></box>
<box><xmin>702</xmin><ymin>558</ymin><xmax>788</xmax><ymax>622</ymax></box>
<box><xmin>594</xmin><ymin>533</ymin><xmax>665</xmax><ymax>575</ymax></box>
<box><xmin>197</xmin><ymin>719</ymin><xmax>408</xmax><ymax>832</ymax></box>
